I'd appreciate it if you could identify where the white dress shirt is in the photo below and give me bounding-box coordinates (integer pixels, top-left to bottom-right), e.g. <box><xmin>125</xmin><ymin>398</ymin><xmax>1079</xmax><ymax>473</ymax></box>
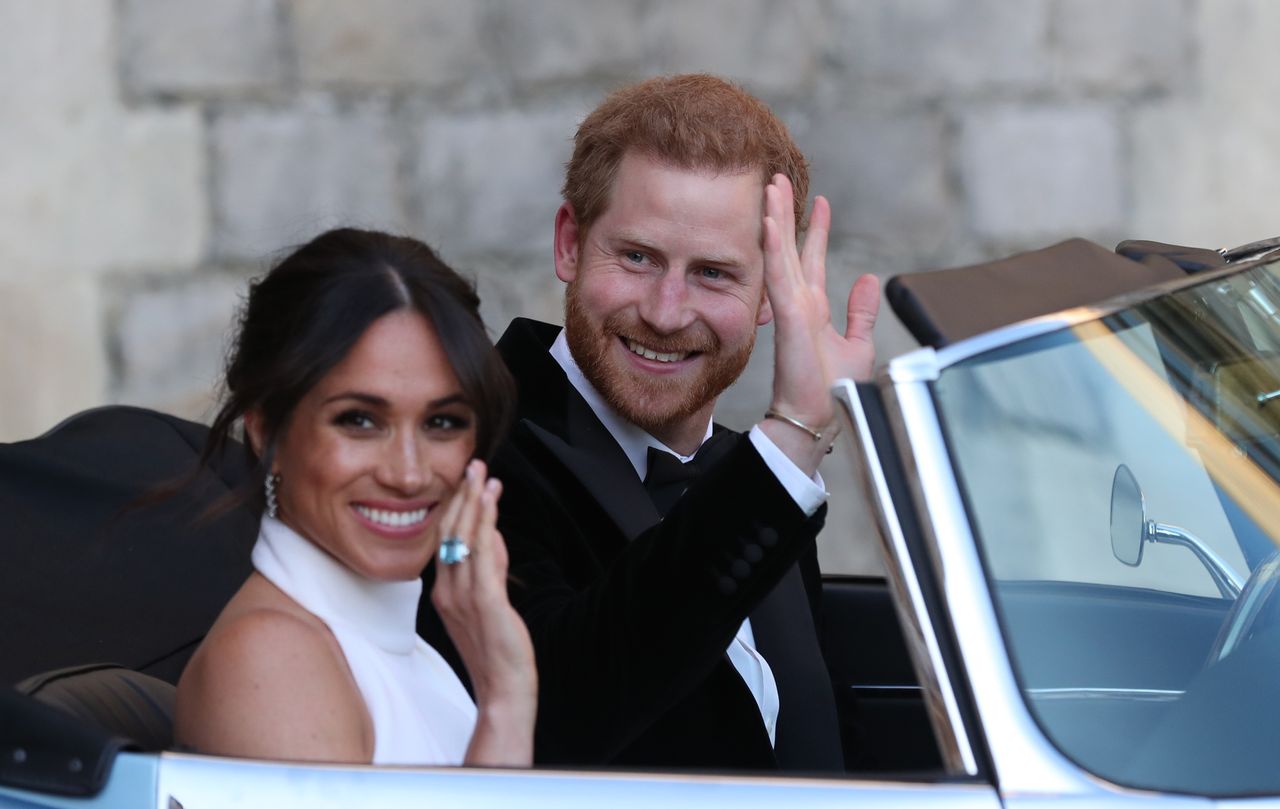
<box><xmin>549</xmin><ymin>332</ymin><xmax>827</xmax><ymax>746</ymax></box>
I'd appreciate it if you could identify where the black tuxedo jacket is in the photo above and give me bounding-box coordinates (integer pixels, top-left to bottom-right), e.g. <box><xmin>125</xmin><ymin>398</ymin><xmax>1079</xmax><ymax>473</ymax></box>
<box><xmin>489</xmin><ymin>318</ymin><xmax>841</xmax><ymax>771</ymax></box>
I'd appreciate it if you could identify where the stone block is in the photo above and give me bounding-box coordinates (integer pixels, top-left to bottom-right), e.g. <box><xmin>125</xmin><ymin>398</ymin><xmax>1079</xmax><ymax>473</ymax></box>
<box><xmin>830</xmin><ymin>0</ymin><xmax>1051</xmax><ymax>93</ymax></box>
<box><xmin>1129</xmin><ymin>102</ymin><xmax>1211</xmax><ymax>245</ymax></box>
<box><xmin>0</xmin><ymin>106</ymin><xmax>206</xmax><ymax>276</ymax></box>
<box><xmin>641</xmin><ymin>0</ymin><xmax>827</xmax><ymax>96</ymax></box>
<box><xmin>487</xmin><ymin>2</ymin><xmax>650</xmax><ymax>85</ymax></box>
<box><xmin>1128</xmin><ymin>0</ymin><xmax>1280</xmax><ymax>248</ymax></box>
<box><xmin>290</xmin><ymin>0</ymin><xmax>488</xmax><ymax>88</ymax></box>
<box><xmin>0</xmin><ymin>121</ymin><xmax>94</xmax><ymax>276</ymax></box>
<box><xmin>1197</xmin><ymin>0</ymin><xmax>1280</xmax><ymax>110</ymax></box>
<box><xmin>0</xmin><ymin>277</ymin><xmax>107</xmax><ymax>442</ymax></box>
<box><xmin>1128</xmin><ymin>0</ymin><xmax>1280</xmax><ymax>246</ymax></box>
<box><xmin>413</xmin><ymin>104</ymin><xmax>581</xmax><ymax>256</ymax></box>
<box><xmin>90</xmin><ymin>108</ymin><xmax>210</xmax><ymax>270</ymax></box>
<box><xmin>461</xmin><ymin>253</ymin><xmax>566</xmax><ymax>339</ymax></box>
<box><xmin>959</xmin><ymin>104</ymin><xmax>1123</xmax><ymax>241</ymax></box>
<box><xmin>211</xmin><ymin>97</ymin><xmax>408</xmax><ymax>261</ymax></box>
<box><xmin>0</xmin><ymin>0</ymin><xmax>114</xmax><ymax>118</ymax></box>
<box><xmin>111</xmin><ymin>274</ymin><xmax>244</xmax><ymax>421</ymax></box>
<box><xmin>1131</xmin><ymin>101</ymin><xmax>1280</xmax><ymax>248</ymax></box>
<box><xmin>799</xmin><ymin>102</ymin><xmax>954</xmax><ymax>252</ymax></box>
<box><xmin>1050</xmin><ymin>0</ymin><xmax>1191</xmax><ymax>93</ymax></box>
<box><xmin>119</xmin><ymin>0</ymin><xmax>284</xmax><ymax>97</ymax></box>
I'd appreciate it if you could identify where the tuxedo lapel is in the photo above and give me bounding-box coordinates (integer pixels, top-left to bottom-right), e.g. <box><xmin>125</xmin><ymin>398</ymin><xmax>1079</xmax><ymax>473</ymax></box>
<box><xmin>500</xmin><ymin>319</ymin><xmax>659</xmax><ymax>541</ymax></box>
<box><xmin>525</xmin><ymin>396</ymin><xmax>659</xmax><ymax>541</ymax></box>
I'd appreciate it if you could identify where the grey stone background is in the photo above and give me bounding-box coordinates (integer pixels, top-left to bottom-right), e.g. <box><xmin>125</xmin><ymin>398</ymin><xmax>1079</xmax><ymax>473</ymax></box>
<box><xmin>3</xmin><ymin>0</ymin><xmax>1278</xmax><ymax>572</ymax></box>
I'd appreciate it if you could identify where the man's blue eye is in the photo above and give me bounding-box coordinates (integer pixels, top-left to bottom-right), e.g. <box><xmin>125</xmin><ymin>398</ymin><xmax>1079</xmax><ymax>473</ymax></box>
<box><xmin>701</xmin><ymin>267</ymin><xmax>723</xmax><ymax>280</ymax></box>
<box><xmin>625</xmin><ymin>251</ymin><xmax>646</xmax><ymax>264</ymax></box>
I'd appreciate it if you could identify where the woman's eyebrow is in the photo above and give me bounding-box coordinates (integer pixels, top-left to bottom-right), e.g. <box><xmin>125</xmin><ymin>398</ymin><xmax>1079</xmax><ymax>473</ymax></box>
<box><xmin>428</xmin><ymin>393</ymin><xmax>470</xmax><ymax>409</ymax></box>
<box><xmin>320</xmin><ymin>391</ymin><xmax>470</xmax><ymax>408</ymax></box>
<box><xmin>321</xmin><ymin>391</ymin><xmax>388</xmax><ymax>407</ymax></box>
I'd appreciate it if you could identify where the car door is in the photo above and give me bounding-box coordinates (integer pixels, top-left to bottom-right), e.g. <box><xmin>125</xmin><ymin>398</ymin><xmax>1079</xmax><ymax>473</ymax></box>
<box><xmin>856</xmin><ymin>257</ymin><xmax>1280</xmax><ymax>803</ymax></box>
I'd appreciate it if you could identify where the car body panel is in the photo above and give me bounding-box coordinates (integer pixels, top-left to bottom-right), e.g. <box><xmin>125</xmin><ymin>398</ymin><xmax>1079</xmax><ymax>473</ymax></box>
<box><xmin>0</xmin><ymin>753</ymin><xmax>1003</xmax><ymax>809</ymax></box>
<box><xmin>0</xmin><ymin>754</ymin><xmax>157</xmax><ymax>809</ymax></box>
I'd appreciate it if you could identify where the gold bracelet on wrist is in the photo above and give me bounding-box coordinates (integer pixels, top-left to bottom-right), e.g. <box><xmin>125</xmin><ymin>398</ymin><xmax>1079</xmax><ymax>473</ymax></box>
<box><xmin>763</xmin><ymin>409</ymin><xmax>824</xmax><ymax>442</ymax></box>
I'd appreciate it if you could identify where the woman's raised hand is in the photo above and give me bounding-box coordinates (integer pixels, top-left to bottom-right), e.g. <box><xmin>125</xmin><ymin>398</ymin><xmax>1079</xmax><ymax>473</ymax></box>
<box><xmin>431</xmin><ymin>459</ymin><xmax>537</xmax><ymax>766</ymax></box>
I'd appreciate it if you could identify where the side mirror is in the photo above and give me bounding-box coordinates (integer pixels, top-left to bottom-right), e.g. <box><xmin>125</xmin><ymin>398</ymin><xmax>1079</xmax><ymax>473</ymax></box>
<box><xmin>1109</xmin><ymin>463</ymin><xmax>1244</xmax><ymax>597</ymax></box>
<box><xmin>1110</xmin><ymin>464</ymin><xmax>1146</xmax><ymax>567</ymax></box>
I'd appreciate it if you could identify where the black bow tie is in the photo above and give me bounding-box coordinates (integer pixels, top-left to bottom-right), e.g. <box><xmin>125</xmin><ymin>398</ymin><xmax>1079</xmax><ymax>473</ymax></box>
<box><xmin>643</xmin><ymin>430</ymin><xmax>734</xmax><ymax>517</ymax></box>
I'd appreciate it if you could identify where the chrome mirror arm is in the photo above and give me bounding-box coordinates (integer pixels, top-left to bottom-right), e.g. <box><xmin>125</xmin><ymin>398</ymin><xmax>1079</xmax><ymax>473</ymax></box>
<box><xmin>1147</xmin><ymin>520</ymin><xmax>1245</xmax><ymax>599</ymax></box>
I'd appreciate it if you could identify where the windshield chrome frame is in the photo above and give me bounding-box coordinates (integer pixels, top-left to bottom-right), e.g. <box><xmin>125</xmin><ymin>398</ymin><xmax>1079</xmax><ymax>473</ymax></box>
<box><xmin>876</xmin><ymin>367</ymin><xmax>1103</xmax><ymax>795</ymax></box>
<box><xmin>833</xmin><ymin>380</ymin><xmax>979</xmax><ymax>776</ymax></box>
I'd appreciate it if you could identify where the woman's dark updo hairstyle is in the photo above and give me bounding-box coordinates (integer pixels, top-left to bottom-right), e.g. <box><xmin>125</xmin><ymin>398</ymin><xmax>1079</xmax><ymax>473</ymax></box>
<box><xmin>203</xmin><ymin>227</ymin><xmax>515</xmax><ymax>515</ymax></box>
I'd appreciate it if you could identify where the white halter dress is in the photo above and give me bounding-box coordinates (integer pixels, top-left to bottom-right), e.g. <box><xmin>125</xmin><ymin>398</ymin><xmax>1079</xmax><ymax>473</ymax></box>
<box><xmin>252</xmin><ymin>516</ymin><xmax>477</xmax><ymax>765</ymax></box>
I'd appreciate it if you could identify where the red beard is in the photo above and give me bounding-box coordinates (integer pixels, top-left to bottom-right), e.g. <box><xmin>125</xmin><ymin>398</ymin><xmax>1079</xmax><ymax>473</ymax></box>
<box><xmin>562</xmin><ymin>280</ymin><xmax>754</xmax><ymax>436</ymax></box>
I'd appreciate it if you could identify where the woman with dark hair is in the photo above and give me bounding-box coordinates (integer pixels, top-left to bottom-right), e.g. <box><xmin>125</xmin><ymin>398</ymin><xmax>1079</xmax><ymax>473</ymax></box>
<box><xmin>174</xmin><ymin>228</ymin><xmax>535</xmax><ymax>766</ymax></box>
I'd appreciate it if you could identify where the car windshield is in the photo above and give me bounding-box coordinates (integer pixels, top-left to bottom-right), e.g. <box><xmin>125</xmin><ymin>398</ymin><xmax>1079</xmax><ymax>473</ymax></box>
<box><xmin>933</xmin><ymin>258</ymin><xmax>1280</xmax><ymax>797</ymax></box>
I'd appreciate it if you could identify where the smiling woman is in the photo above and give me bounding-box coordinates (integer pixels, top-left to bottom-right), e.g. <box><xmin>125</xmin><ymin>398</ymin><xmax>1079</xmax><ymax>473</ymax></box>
<box><xmin>249</xmin><ymin>311</ymin><xmax>477</xmax><ymax>584</ymax></box>
<box><xmin>173</xmin><ymin>228</ymin><xmax>535</xmax><ymax>767</ymax></box>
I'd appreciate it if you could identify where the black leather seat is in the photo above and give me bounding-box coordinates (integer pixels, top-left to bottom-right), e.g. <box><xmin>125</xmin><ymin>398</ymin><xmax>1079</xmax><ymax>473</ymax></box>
<box><xmin>17</xmin><ymin>664</ymin><xmax>175</xmax><ymax>752</ymax></box>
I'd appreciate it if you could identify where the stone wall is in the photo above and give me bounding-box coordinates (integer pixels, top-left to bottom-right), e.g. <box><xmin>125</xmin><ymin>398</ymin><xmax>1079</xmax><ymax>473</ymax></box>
<box><xmin>3</xmin><ymin>1</ymin><xmax>1278</xmax><ymax>571</ymax></box>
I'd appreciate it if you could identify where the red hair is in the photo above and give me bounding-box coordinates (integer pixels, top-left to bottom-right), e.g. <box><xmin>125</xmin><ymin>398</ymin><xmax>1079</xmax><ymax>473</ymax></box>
<box><xmin>562</xmin><ymin>74</ymin><xmax>809</xmax><ymax>237</ymax></box>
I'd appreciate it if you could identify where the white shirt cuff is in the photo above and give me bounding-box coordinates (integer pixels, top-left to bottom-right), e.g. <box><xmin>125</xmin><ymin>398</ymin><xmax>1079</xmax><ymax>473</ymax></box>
<box><xmin>747</xmin><ymin>425</ymin><xmax>828</xmax><ymax>516</ymax></box>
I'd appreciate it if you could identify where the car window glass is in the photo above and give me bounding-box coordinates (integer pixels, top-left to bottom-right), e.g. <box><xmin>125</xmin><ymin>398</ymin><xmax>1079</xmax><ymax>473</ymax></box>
<box><xmin>936</xmin><ymin>322</ymin><xmax>1243</xmax><ymax>596</ymax></box>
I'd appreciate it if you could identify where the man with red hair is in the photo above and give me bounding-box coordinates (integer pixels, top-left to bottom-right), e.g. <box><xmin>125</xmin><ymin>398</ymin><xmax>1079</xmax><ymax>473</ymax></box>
<box><xmin>488</xmin><ymin>74</ymin><xmax>880</xmax><ymax>770</ymax></box>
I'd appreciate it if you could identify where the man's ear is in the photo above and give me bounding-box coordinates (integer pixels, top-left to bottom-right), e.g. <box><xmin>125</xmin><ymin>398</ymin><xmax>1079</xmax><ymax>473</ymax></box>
<box><xmin>554</xmin><ymin>202</ymin><xmax>581</xmax><ymax>283</ymax></box>
<box><xmin>243</xmin><ymin>408</ymin><xmax>269</xmax><ymax>463</ymax></box>
<box><xmin>756</xmin><ymin>291</ymin><xmax>774</xmax><ymax>327</ymax></box>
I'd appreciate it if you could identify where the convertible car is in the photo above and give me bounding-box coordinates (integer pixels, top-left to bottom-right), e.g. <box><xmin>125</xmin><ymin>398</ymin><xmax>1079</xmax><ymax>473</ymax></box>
<box><xmin>5</xmin><ymin>235</ymin><xmax>1280</xmax><ymax>807</ymax></box>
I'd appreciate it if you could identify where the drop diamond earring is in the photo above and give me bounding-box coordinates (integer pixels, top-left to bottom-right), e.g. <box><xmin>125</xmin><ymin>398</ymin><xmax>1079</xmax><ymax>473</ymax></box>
<box><xmin>265</xmin><ymin>472</ymin><xmax>281</xmax><ymax>519</ymax></box>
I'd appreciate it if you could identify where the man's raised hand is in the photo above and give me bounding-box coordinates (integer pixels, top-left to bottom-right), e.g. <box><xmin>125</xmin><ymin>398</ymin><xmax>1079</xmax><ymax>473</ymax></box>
<box><xmin>759</xmin><ymin>174</ymin><xmax>880</xmax><ymax>474</ymax></box>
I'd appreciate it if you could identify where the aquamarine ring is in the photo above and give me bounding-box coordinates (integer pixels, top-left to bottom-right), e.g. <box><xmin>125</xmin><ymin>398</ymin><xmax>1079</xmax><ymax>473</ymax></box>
<box><xmin>439</xmin><ymin>535</ymin><xmax>471</xmax><ymax>565</ymax></box>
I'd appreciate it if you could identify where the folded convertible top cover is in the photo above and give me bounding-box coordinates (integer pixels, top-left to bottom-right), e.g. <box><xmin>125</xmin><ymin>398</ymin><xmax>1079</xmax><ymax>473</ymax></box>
<box><xmin>886</xmin><ymin>238</ymin><xmax>1187</xmax><ymax>349</ymax></box>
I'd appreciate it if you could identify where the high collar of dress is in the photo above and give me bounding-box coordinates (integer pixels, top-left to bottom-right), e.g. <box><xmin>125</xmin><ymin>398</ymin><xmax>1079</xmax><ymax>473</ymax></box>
<box><xmin>548</xmin><ymin>329</ymin><xmax>713</xmax><ymax>479</ymax></box>
<box><xmin>252</xmin><ymin>516</ymin><xmax>422</xmax><ymax>655</ymax></box>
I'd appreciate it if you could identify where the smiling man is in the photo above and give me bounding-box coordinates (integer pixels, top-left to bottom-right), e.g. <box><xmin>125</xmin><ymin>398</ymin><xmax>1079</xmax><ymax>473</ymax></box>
<box><xmin>487</xmin><ymin>74</ymin><xmax>880</xmax><ymax>771</ymax></box>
